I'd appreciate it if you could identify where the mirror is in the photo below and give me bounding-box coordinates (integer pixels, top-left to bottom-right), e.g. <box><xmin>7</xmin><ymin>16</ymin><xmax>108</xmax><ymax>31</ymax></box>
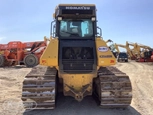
<box><xmin>97</xmin><ymin>26</ymin><xmax>102</xmax><ymax>37</ymax></box>
<box><xmin>50</xmin><ymin>20</ymin><xmax>56</xmax><ymax>37</ymax></box>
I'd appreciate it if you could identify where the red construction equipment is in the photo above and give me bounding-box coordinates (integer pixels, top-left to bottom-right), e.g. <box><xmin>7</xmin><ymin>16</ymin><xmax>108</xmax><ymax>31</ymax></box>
<box><xmin>23</xmin><ymin>40</ymin><xmax>47</xmax><ymax>67</ymax></box>
<box><xmin>0</xmin><ymin>38</ymin><xmax>47</xmax><ymax>67</ymax></box>
<box><xmin>0</xmin><ymin>44</ymin><xmax>8</xmax><ymax>54</ymax></box>
<box><xmin>134</xmin><ymin>43</ymin><xmax>153</xmax><ymax>62</ymax></box>
<box><xmin>151</xmin><ymin>53</ymin><xmax>153</xmax><ymax>60</ymax></box>
<box><xmin>141</xmin><ymin>50</ymin><xmax>153</xmax><ymax>62</ymax></box>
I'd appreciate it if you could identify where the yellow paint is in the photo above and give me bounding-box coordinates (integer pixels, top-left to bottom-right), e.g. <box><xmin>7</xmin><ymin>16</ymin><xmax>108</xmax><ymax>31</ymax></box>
<box><xmin>114</xmin><ymin>43</ymin><xmax>120</xmax><ymax>53</ymax></box>
<box><xmin>95</xmin><ymin>37</ymin><xmax>116</xmax><ymax>67</ymax></box>
<box><xmin>40</xmin><ymin>35</ymin><xmax>116</xmax><ymax>96</ymax></box>
<box><xmin>40</xmin><ymin>36</ymin><xmax>58</xmax><ymax>68</ymax></box>
<box><xmin>38</xmin><ymin>3</ymin><xmax>121</xmax><ymax>100</ymax></box>
<box><xmin>59</xmin><ymin>73</ymin><xmax>97</xmax><ymax>92</ymax></box>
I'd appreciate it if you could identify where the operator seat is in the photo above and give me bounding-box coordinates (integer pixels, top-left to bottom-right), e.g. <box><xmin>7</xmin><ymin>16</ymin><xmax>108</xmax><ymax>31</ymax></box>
<box><xmin>71</xmin><ymin>27</ymin><xmax>78</xmax><ymax>33</ymax></box>
<box><xmin>70</xmin><ymin>27</ymin><xmax>80</xmax><ymax>37</ymax></box>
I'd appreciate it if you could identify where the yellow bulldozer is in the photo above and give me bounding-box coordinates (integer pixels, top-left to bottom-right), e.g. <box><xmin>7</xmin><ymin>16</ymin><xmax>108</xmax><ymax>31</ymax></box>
<box><xmin>22</xmin><ymin>4</ymin><xmax>132</xmax><ymax>109</ymax></box>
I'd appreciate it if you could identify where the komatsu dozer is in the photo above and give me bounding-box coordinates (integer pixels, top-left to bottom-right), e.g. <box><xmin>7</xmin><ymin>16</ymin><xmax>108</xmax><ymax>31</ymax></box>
<box><xmin>22</xmin><ymin>4</ymin><xmax>132</xmax><ymax>109</ymax></box>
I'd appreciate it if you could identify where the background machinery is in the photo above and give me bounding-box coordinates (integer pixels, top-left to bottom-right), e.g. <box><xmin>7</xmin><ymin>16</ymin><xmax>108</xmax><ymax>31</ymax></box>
<box><xmin>113</xmin><ymin>43</ymin><xmax>136</xmax><ymax>60</ymax></box>
<box><xmin>109</xmin><ymin>43</ymin><xmax>120</xmax><ymax>58</ymax></box>
<box><xmin>22</xmin><ymin>4</ymin><xmax>132</xmax><ymax>109</ymax></box>
<box><xmin>135</xmin><ymin>43</ymin><xmax>153</xmax><ymax>62</ymax></box>
<box><xmin>111</xmin><ymin>43</ymin><xmax>128</xmax><ymax>62</ymax></box>
<box><xmin>0</xmin><ymin>44</ymin><xmax>7</xmax><ymax>55</ymax></box>
<box><xmin>113</xmin><ymin>41</ymin><xmax>153</xmax><ymax>62</ymax></box>
<box><xmin>0</xmin><ymin>41</ymin><xmax>23</xmax><ymax>66</ymax></box>
<box><xmin>23</xmin><ymin>38</ymin><xmax>48</xmax><ymax>67</ymax></box>
<box><xmin>106</xmin><ymin>40</ymin><xmax>118</xmax><ymax>58</ymax></box>
<box><xmin>0</xmin><ymin>39</ymin><xmax>47</xmax><ymax>67</ymax></box>
<box><xmin>126</xmin><ymin>41</ymin><xmax>139</xmax><ymax>58</ymax></box>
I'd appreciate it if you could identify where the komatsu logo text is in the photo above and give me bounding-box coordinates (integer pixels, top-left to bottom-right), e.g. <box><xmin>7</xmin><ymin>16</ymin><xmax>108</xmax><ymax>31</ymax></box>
<box><xmin>65</xmin><ymin>6</ymin><xmax>90</xmax><ymax>10</ymax></box>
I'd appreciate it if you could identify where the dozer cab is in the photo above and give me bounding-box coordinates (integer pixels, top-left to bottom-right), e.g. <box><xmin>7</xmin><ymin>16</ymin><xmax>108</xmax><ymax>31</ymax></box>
<box><xmin>22</xmin><ymin>4</ymin><xmax>132</xmax><ymax>109</ymax></box>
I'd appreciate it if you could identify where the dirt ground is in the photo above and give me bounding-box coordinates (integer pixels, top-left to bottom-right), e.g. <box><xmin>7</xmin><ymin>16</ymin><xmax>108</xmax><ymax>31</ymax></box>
<box><xmin>0</xmin><ymin>60</ymin><xmax>153</xmax><ymax>115</ymax></box>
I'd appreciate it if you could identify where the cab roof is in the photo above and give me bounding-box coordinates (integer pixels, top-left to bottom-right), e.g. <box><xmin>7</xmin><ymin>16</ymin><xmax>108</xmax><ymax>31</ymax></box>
<box><xmin>58</xmin><ymin>4</ymin><xmax>95</xmax><ymax>7</ymax></box>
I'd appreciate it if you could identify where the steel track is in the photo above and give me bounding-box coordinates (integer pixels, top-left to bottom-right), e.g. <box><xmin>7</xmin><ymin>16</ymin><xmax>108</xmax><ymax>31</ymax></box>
<box><xmin>97</xmin><ymin>66</ymin><xmax>132</xmax><ymax>108</ymax></box>
<box><xmin>22</xmin><ymin>65</ymin><xmax>57</xmax><ymax>109</ymax></box>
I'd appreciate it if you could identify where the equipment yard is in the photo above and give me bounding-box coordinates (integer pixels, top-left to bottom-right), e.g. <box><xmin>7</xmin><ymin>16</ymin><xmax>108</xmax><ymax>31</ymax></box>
<box><xmin>0</xmin><ymin>61</ymin><xmax>153</xmax><ymax>115</ymax></box>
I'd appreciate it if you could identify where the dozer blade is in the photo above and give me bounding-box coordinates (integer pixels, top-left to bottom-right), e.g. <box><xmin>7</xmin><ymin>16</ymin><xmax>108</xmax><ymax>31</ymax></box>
<box><xmin>22</xmin><ymin>65</ymin><xmax>57</xmax><ymax>110</ymax></box>
<box><xmin>97</xmin><ymin>66</ymin><xmax>132</xmax><ymax>108</ymax></box>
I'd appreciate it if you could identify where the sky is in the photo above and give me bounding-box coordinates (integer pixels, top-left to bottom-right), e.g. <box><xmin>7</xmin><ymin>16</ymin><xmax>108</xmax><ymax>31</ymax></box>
<box><xmin>0</xmin><ymin>0</ymin><xmax>153</xmax><ymax>51</ymax></box>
